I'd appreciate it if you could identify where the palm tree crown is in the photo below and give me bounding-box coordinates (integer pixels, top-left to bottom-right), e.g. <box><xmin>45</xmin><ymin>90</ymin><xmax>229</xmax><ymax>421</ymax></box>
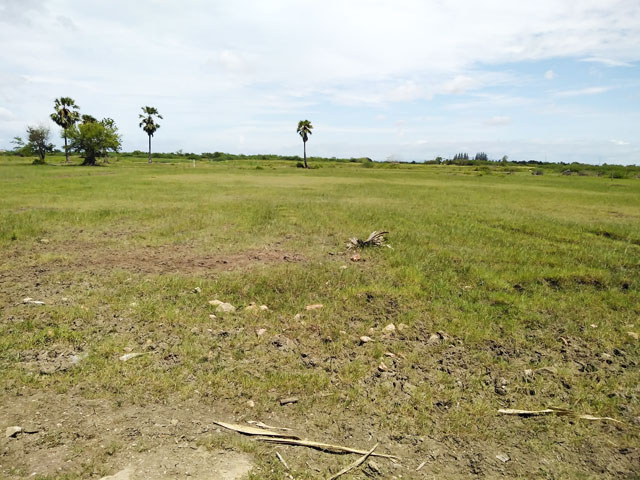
<box><xmin>50</xmin><ymin>97</ymin><xmax>80</xmax><ymax>129</ymax></box>
<box><xmin>50</xmin><ymin>97</ymin><xmax>80</xmax><ymax>163</ymax></box>
<box><xmin>297</xmin><ymin>120</ymin><xmax>313</xmax><ymax>143</ymax></box>
<box><xmin>139</xmin><ymin>106</ymin><xmax>162</xmax><ymax>136</ymax></box>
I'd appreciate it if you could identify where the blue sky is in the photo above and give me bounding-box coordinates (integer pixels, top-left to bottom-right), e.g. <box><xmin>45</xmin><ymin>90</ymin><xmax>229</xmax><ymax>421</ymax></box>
<box><xmin>0</xmin><ymin>0</ymin><xmax>639</xmax><ymax>164</ymax></box>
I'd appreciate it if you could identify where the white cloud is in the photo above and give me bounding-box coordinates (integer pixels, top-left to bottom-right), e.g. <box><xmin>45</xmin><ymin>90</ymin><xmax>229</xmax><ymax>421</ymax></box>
<box><xmin>582</xmin><ymin>57</ymin><xmax>633</xmax><ymax>67</ymax></box>
<box><xmin>0</xmin><ymin>107</ymin><xmax>14</xmax><ymax>120</ymax></box>
<box><xmin>610</xmin><ymin>139</ymin><xmax>630</xmax><ymax>145</ymax></box>
<box><xmin>555</xmin><ymin>86</ymin><xmax>612</xmax><ymax>97</ymax></box>
<box><xmin>484</xmin><ymin>116</ymin><xmax>512</xmax><ymax>126</ymax></box>
<box><xmin>544</xmin><ymin>69</ymin><xmax>556</xmax><ymax>80</ymax></box>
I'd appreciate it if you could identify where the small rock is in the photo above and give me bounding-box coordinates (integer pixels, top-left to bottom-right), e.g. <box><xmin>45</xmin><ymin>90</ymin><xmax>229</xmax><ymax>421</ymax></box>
<box><xmin>600</xmin><ymin>352</ymin><xmax>612</xmax><ymax>360</ymax></box>
<box><xmin>272</xmin><ymin>335</ymin><xmax>296</xmax><ymax>351</ymax></box>
<box><xmin>246</xmin><ymin>400</ymin><xmax>255</xmax><ymax>408</ymax></box>
<box><xmin>170</xmin><ymin>418</ymin><xmax>179</xmax><ymax>426</ymax></box>
<box><xmin>523</xmin><ymin>369</ymin><xmax>533</xmax><ymax>377</ymax></box>
<box><xmin>397</xmin><ymin>323</ymin><xmax>408</xmax><ymax>333</ymax></box>
<box><xmin>494</xmin><ymin>377</ymin><xmax>508</xmax><ymax>396</ymax></box>
<box><xmin>350</xmin><ymin>253</ymin><xmax>361</xmax><ymax>262</ymax></box>
<box><xmin>193</xmin><ymin>287</ymin><xmax>202</xmax><ymax>294</ymax></box>
<box><xmin>256</xmin><ymin>328</ymin><xmax>267</xmax><ymax>336</ymax></box>
<box><xmin>359</xmin><ymin>336</ymin><xmax>373</xmax><ymax>344</ymax></box>
<box><xmin>279</xmin><ymin>397</ymin><xmax>299</xmax><ymax>406</ymax></box>
<box><xmin>190</xmin><ymin>327</ymin><xmax>200</xmax><ymax>334</ymax></box>
<box><xmin>590</xmin><ymin>324</ymin><xmax>598</xmax><ymax>329</ymax></box>
<box><xmin>496</xmin><ymin>453</ymin><xmax>510</xmax><ymax>463</ymax></box>
<box><xmin>378</xmin><ymin>362</ymin><xmax>389</xmax><ymax>372</ymax></box>
<box><xmin>305</xmin><ymin>304</ymin><xmax>323</xmax><ymax>311</ymax></box>
<box><xmin>216</xmin><ymin>302</ymin><xmax>236</xmax><ymax>313</ymax></box>
<box><xmin>259</xmin><ymin>305</ymin><xmax>269</xmax><ymax>311</ymax></box>
<box><xmin>5</xmin><ymin>426</ymin><xmax>22</xmax><ymax>438</ymax></box>
<box><xmin>208</xmin><ymin>314</ymin><xmax>217</xmax><ymax>320</ymax></box>
<box><xmin>293</xmin><ymin>313</ymin><xmax>302</xmax><ymax>321</ymax></box>
<box><xmin>384</xmin><ymin>351</ymin><xmax>396</xmax><ymax>357</ymax></box>
<box><xmin>427</xmin><ymin>333</ymin><xmax>440</xmax><ymax>345</ymax></box>
<box><xmin>61</xmin><ymin>297</ymin><xmax>69</xmax><ymax>302</ymax></box>
<box><xmin>39</xmin><ymin>238</ymin><xmax>49</xmax><ymax>244</ymax></box>
<box><xmin>382</xmin><ymin>323</ymin><xmax>396</xmax><ymax>334</ymax></box>
<box><xmin>208</xmin><ymin>299</ymin><xmax>223</xmax><ymax>306</ymax></box>
<box><xmin>340</xmin><ymin>265</ymin><xmax>348</xmax><ymax>270</ymax></box>
<box><xmin>627</xmin><ymin>331</ymin><xmax>639</xmax><ymax>340</ymax></box>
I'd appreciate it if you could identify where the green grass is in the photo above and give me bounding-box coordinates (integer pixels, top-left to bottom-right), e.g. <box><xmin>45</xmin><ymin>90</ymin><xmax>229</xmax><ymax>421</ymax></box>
<box><xmin>1</xmin><ymin>154</ymin><xmax>639</xmax><ymax>479</ymax></box>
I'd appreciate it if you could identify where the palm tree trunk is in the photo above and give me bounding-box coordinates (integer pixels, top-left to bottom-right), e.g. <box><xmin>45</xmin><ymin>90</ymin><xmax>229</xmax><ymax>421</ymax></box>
<box><xmin>148</xmin><ymin>135</ymin><xmax>152</xmax><ymax>163</ymax></box>
<box><xmin>64</xmin><ymin>134</ymin><xmax>69</xmax><ymax>163</ymax></box>
<box><xmin>303</xmin><ymin>141</ymin><xmax>308</xmax><ymax>168</ymax></box>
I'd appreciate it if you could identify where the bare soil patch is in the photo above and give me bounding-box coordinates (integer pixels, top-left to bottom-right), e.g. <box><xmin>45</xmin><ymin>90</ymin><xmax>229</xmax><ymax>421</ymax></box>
<box><xmin>1</xmin><ymin>392</ymin><xmax>253</xmax><ymax>479</ymax></box>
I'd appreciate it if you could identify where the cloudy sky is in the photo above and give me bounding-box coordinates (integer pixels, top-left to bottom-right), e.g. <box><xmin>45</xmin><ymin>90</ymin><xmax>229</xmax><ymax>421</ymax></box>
<box><xmin>1</xmin><ymin>0</ymin><xmax>639</xmax><ymax>164</ymax></box>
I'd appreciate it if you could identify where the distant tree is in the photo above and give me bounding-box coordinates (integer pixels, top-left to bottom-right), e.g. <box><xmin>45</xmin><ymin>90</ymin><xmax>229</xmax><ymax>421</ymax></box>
<box><xmin>50</xmin><ymin>97</ymin><xmax>80</xmax><ymax>163</ymax></box>
<box><xmin>501</xmin><ymin>155</ymin><xmax>508</xmax><ymax>164</ymax></box>
<box><xmin>69</xmin><ymin>117</ymin><xmax>121</xmax><ymax>166</ymax></box>
<box><xmin>139</xmin><ymin>106</ymin><xmax>162</xmax><ymax>163</ymax></box>
<box><xmin>453</xmin><ymin>152</ymin><xmax>469</xmax><ymax>161</ymax></box>
<box><xmin>475</xmin><ymin>152</ymin><xmax>488</xmax><ymax>161</ymax></box>
<box><xmin>296</xmin><ymin>120</ymin><xmax>313</xmax><ymax>169</ymax></box>
<box><xmin>435</xmin><ymin>156</ymin><xmax>443</xmax><ymax>164</ymax></box>
<box><xmin>11</xmin><ymin>136</ymin><xmax>25</xmax><ymax>154</ymax></box>
<box><xmin>25</xmin><ymin>126</ymin><xmax>55</xmax><ymax>164</ymax></box>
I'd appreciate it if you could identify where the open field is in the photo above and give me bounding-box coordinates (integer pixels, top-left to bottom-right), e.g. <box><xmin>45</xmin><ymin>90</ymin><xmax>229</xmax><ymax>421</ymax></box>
<box><xmin>1</xmin><ymin>155</ymin><xmax>639</xmax><ymax>479</ymax></box>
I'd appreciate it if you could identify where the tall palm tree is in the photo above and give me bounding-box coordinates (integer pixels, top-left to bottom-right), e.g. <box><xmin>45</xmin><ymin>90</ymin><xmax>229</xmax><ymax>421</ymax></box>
<box><xmin>50</xmin><ymin>97</ymin><xmax>80</xmax><ymax>163</ymax></box>
<box><xmin>296</xmin><ymin>120</ymin><xmax>313</xmax><ymax>169</ymax></box>
<box><xmin>139</xmin><ymin>106</ymin><xmax>163</xmax><ymax>163</ymax></box>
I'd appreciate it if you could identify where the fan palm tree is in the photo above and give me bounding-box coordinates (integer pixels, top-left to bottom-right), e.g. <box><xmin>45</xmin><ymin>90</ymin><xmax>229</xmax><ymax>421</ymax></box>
<box><xmin>296</xmin><ymin>120</ymin><xmax>313</xmax><ymax>168</ymax></box>
<box><xmin>139</xmin><ymin>106</ymin><xmax>163</xmax><ymax>163</ymax></box>
<box><xmin>50</xmin><ymin>97</ymin><xmax>80</xmax><ymax>163</ymax></box>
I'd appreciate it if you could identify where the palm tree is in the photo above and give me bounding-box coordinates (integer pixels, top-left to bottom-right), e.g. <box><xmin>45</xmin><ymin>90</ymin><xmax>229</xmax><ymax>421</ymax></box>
<box><xmin>139</xmin><ymin>106</ymin><xmax>163</xmax><ymax>163</ymax></box>
<box><xmin>296</xmin><ymin>120</ymin><xmax>313</xmax><ymax>168</ymax></box>
<box><xmin>50</xmin><ymin>97</ymin><xmax>80</xmax><ymax>163</ymax></box>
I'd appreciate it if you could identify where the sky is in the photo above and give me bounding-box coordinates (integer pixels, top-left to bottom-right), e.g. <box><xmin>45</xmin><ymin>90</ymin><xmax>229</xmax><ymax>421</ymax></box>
<box><xmin>0</xmin><ymin>0</ymin><xmax>639</xmax><ymax>164</ymax></box>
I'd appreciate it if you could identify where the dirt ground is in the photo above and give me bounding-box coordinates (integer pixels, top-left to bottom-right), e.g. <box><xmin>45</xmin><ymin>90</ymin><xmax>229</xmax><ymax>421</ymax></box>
<box><xmin>1</xmin><ymin>240</ymin><xmax>639</xmax><ymax>479</ymax></box>
<box><xmin>1</xmin><ymin>393</ymin><xmax>253</xmax><ymax>479</ymax></box>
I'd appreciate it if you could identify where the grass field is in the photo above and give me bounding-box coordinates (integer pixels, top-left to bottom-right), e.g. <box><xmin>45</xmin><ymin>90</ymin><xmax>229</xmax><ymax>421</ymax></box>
<box><xmin>1</xmin><ymin>155</ymin><xmax>639</xmax><ymax>479</ymax></box>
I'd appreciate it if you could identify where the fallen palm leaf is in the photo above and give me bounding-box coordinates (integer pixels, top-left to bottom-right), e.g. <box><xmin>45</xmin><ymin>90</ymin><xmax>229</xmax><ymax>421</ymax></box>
<box><xmin>276</xmin><ymin>451</ymin><xmax>289</xmax><ymax>470</ymax></box>
<box><xmin>328</xmin><ymin>443</ymin><xmax>378</xmax><ymax>480</ymax></box>
<box><xmin>213</xmin><ymin>421</ymin><xmax>300</xmax><ymax>439</ymax></box>
<box><xmin>119</xmin><ymin>352</ymin><xmax>150</xmax><ymax>362</ymax></box>
<box><xmin>346</xmin><ymin>231</ymin><xmax>389</xmax><ymax>249</ymax></box>
<box><xmin>247</xmin><ymin>420</ymin><xmax>292</xmax><ymax>431</ymax></box>
<box><xmin>498</xmin><ymin>408</ymin><xmax>622</xmax><ymax>423</ymax></box>
<box><xmin>254</xmin><ymin>436</ymin><xmax>398</xmax><ymax>459</ymax></box>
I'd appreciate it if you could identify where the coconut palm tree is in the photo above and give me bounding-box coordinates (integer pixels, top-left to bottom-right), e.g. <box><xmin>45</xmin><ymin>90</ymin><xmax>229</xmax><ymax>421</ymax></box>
<box><xmin>139</xmin><ymin>106</ymin><xmax>163</xmax><ymax>163</ymax></box>
<box><xmin>296</xmin><ymin>120</ymin><xmax>313</xmax><ymax>168</ymax></box>
<box><xmin>50</xmin><ymin>97</ymin><xmax>80</xmax><ymax>163</ymax></box>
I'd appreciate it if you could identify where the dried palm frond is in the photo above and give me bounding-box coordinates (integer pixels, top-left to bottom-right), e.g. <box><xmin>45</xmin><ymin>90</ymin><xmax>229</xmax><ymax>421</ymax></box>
<box><xmin>346</xmin><ymin>231</ymin><xmax>389</xmax><ymax>249</ymax></box>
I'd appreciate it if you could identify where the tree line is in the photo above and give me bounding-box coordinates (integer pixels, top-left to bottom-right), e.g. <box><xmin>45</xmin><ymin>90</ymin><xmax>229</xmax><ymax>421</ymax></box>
<box><xmin>11</xmin><ymin>97</ymin><xmax>163</xmax><ymax>166</ymax></box>
<box><xmin>11</xmin><ymin>97</ymin><xmax>316</xmax><ymax>168</ymax></box>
